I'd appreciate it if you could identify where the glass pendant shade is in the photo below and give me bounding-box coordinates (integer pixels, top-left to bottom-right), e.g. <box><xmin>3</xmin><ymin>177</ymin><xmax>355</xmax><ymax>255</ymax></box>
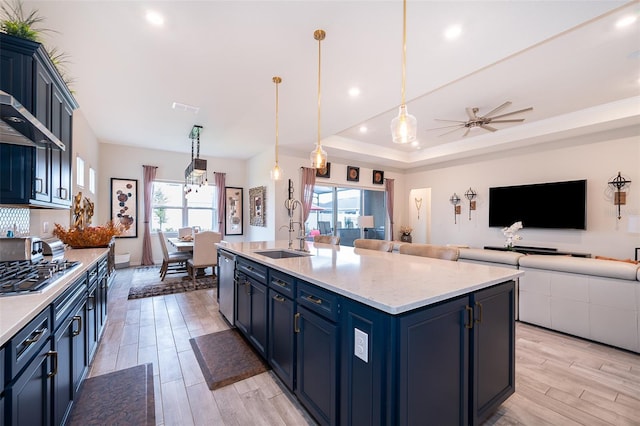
<box><xmin>391</xmin><ymin>105</ymin><xmax>417</xmax><ymax>144</ymax></box>
<box><xmin>310</xmin><ymin>143</ymin><xmax>327</xmax><ymax>170</ymax></box>
<box><xmin>270</xmin><ymin>163</ymin><xmax>283</xmax><ymax>181</ymax></box>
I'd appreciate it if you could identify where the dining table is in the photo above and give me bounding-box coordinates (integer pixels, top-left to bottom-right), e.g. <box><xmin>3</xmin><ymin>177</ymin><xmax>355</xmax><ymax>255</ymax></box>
<box><xmin>168</xmin><ymin>237</ymin><xmax>194</xmax><ymax>252</ymax></box>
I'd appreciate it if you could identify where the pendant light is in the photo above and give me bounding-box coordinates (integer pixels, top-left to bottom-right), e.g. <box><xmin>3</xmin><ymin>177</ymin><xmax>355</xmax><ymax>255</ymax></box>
<box><xmin>390</xmin><ymin>0</ymin><xmax>417</xmax><ymax>144</ymax></box>
<box><xmin>310</xmin><ymin>29</ymin><xmax>328</xmax><ymax>170</ymax></box>
<box><xmin>270</xmin><ymin>76</ymin><xmax>283</xmax><ymax>180</ymax></box>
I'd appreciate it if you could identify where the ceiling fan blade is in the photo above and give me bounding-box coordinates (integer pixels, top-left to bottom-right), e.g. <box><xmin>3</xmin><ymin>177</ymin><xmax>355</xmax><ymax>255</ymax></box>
<box><xmin>481</xmin><ymin>124</ymin><xmax>498</xmax><ymax>132</ymax></box>
<box><xmin>465</xmin><ymin>107</ymin><xmax>477</xmax><ymax>120</ymax></box>
<box><xmin>435</xmin><ymin>119</ymin><xmax>467</xmax><ymax>123</ymax></box>
<box><xmin>426</xmin><ymin>124</ymin><xmax>466</xmax><ymax>131</ymax></box>
<box><xmin>489</xmin><ymin>107</ymin><xmax>533</xmax><ymax>120</ymax></box>
<box><xmin>462</xmin><ymin>128</ymin><xmax>471</xmax><ymax>137</ymax></box>
<box><xmin>489</xmin><ymin>119</ymin><xmax>525</xmax><ymax>123</ymax></box>
<box><xmin>482</xmin><ymin>101</ymin><xmax>512</xmax><ymax>118</ymax></box>
<box><xmin>439</xmin><ymin>127</ymin><xmax>465</xmax><ymax>137</ymax></box>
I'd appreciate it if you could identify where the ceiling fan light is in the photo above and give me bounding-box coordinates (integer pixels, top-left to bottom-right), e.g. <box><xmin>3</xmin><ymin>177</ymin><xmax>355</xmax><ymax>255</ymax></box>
<box><xmin>310</xmin><ymin>143</ymin><xmax>327</xmax><ymax>170</ymax></box>
<box><xmin>391</xmin><ymin>105</ymin><xmax>417</xmax><ymax>144</ymax></box>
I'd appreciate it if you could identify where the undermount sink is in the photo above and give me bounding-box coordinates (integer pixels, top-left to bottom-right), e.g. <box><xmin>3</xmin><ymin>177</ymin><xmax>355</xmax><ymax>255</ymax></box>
<box><xmin>254</xmin><ymin>249</ymin><xmax>312</xmax><ymax>259</ymax></box>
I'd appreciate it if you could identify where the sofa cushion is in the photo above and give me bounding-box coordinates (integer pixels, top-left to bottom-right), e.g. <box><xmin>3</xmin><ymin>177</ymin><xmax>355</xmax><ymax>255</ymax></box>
<box><xmin>458</xmin><ymin>248</ymin><xmax>524</xmax><ymax>266</ymax></box>
<box><xmin>519</xmin><ymin>255</ymin><xmax>640</xmax><ymax>281</ymax></box>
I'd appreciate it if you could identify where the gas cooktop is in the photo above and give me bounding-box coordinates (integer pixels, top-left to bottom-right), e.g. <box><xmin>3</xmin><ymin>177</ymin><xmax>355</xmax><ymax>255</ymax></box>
<box><xmin>0</xmin><ymin>259</ymin><xmax>82</xmax><ymax>296</ymax></box>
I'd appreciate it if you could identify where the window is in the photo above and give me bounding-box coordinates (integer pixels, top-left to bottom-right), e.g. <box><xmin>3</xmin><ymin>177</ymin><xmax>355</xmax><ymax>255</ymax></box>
<box><xmin>89</xmin><ymin>168</ymin><xmax>96</xmax><ymax>194</ymax></box>
<box><xmin>76</xmin><ymin>156</ymin><xmax>85</xmax><ymax>187</ymax></box>
<box><xmin>151</xmin><ymin>181</ymin><xmax>217</xmax><ymax>232</ymax></box>
<box><xmin>306</xmin><ymin>185</ymin><xmax>386</xmax><ymax>246</ymax></box>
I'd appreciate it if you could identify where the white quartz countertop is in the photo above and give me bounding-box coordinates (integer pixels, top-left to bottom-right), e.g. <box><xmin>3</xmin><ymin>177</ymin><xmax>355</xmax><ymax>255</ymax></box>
<box><xmin>217</xmin><ymin>241</ymin><xmax>523</xmax><ymax>315</ymax></box>
<box><xmin>0</xmin><ymin>248</ymin><xmax>110</xmax><ymax>346</ymax></box>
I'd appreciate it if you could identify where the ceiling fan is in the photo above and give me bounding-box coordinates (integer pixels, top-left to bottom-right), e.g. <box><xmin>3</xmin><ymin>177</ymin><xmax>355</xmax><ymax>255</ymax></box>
<box><xmin>429</xmin><ymin>101</ymin><xmax>533</xmax><ymax>137</ymax></box>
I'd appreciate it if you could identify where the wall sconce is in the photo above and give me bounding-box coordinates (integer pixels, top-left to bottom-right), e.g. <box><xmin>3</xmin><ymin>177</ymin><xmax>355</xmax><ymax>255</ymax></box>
<box><xmin>608</xmin><ymin>171</ymin><xmax>631</xmax><ymax>220</ymax></box>
<box><xmin>450</xmin><ymin>193</ymin><xmax>461</xmax><ymax>224</ymax></box>
<box><xmin>464</xmin><ymin>187</ymin><xmax>477</xmax><ymax>220</ymax></box>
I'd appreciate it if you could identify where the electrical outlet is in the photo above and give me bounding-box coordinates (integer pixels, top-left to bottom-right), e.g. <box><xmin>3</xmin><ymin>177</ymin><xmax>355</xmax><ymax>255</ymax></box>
<box><xmin>354</xmin><ymin>328</ymin><xmax>368</xmax><ymax>363</ymax></box>
<box><xmin>42</xmin><ymin>221</ymin><xmax>49</xmax><ymax>234</ymax></box>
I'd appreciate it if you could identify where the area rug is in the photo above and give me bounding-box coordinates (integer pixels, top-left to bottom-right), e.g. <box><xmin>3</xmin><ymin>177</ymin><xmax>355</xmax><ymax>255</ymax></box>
<box><xmin>190</xmin><ymin>329</ymin><xmax>270</xmax><ymax>390</ymax></box>
<box><xmin>68</xmin><ymin>363</ymin><xmax>155</xmax><ymax>425</ymax></box>
<box><xmin>127</xmin><ymin>275</ymin><xmax>217</xmax><ymax>300</ymax></box>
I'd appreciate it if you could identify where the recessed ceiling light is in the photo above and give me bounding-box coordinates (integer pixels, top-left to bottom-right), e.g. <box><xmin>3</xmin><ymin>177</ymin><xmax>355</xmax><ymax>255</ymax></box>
<box><xmin>444</xmin><ymin>25</ymin><xmax>462</xmax><ymax>40</ymax></box>
<box><xmin>348</xmin><ymin>87</ymin><xmax>361</xmax><ymax>97</ymax></box>
<box><xmin>359</xmin><ymin>125</ymin><xmax>367</xmax><ymax>133</ymax></box>
<box><xmin>146</xmin><ymin>10</ymin><xmax>165</xmax><ymax>26</ymax></box>
<box><xmin>411</xmin><ymin>141</ymin><xmax>419</xmax><ymax>147</ymax></box>
<box><xmin>616</xmin><ymin>15</ymin><xmax>637</xmax><ymax>28</ymax></box>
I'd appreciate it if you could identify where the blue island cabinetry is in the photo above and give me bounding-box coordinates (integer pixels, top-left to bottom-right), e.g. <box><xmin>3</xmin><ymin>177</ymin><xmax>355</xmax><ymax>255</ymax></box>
<box><xmin>227</xmin><ymin>251</ymin><xmax>515</xmax><ymax>426</ymax></box>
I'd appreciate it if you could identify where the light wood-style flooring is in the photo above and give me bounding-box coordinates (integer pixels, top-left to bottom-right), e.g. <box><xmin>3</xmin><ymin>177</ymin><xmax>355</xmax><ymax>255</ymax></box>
<box><xmin>90</xmin><ymin>267</ymin><xmax>640</xmax><ymax>425</ymax></box>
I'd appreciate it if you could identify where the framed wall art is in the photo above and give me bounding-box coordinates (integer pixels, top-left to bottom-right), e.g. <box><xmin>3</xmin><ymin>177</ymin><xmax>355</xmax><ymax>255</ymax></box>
<box><xmin>225</xmin><ymin>187</ymin><xmax>243</xmax><ymax>235</ymax></box>
<box><xmin>110</xmin><ymin>177</ymin><xmax>138</xmax><ymax>238</ymax></box>
<box><xmin>347</xmin><ymin>166</ymin><xmax>360</xmax><ymax>182</ymax></box>
<box><xmin>249</xmin><ymin>186</ymin><xmax>266</xmax><ymax>227</ymax></box>
<box><xmin>373</xmin><ymin>170</ymin><xmax>384</xmax><ymax>185</ymax></box>
<box><xmin>316</xmin><ymin>162</ymin><xmax>331</xmax><ymax>178</ymax></box>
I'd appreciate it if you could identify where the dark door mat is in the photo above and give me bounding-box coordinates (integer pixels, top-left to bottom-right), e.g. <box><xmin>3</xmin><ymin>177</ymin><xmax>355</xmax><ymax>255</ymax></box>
<box><xmin>127</xmin><ymin>276</ymin><xmax>217</xmax><ymax>299</ymax></box>
<box><xmin>69</xmin><ymin>363</ymin><xmax>155</xmax><ymax>425</ymax></box>
<box><xmin>190</xmin><ymin>328</ymin><xmax>269</xmax><ymax>390</ymax></box>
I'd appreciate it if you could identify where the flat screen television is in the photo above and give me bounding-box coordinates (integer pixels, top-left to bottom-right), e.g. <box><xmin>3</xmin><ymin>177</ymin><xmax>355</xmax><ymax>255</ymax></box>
<box><xmin>489</xmin><ymin>179</ymin><xmax>587</xmax><ymax>229</ymax></box>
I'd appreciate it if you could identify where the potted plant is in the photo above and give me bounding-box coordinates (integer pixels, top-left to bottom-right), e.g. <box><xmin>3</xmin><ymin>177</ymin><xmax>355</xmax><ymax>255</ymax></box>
<box><xmin>400</xmin><ymin>225</ymin><xmax>413</xmax><ymax>243</ymax></box>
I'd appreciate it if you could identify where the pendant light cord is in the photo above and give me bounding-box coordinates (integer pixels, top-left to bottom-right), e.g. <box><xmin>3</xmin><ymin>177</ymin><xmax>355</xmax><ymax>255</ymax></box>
<box><xmin>401</xmin><ymin>0</ymin><xmax>407</xmax><ymax>106</ymax></box>
<box><xmin>273</xmin><ymin>76</ymin><xmax>281</xmax><ymax>164</ymax></box>
<box><xmin>315</xmin><ymin>30</ymin><xmax>325</xmax><ymax>148</ymax></box>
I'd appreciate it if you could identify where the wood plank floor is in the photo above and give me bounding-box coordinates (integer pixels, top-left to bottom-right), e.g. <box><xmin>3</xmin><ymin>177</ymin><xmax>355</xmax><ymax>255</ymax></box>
<box><xmin>90</xmin><ymin>267</ymin><xmax>640</xmax><ymax>425</ymax></box>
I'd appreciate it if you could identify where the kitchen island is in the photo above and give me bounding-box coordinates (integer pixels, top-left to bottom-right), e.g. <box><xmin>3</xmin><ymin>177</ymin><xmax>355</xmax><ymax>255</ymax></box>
<box><xmin>217</xmin><ymin>241</ymin><xmax>523</xmax><ymax>426</ymax></box>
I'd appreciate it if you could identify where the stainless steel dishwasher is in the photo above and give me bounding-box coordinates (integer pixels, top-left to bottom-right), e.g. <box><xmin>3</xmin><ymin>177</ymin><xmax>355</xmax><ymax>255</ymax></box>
<box><xmin>218</xmin><ymin>250</ymin><xmax>236</xmax><ymax>325</ymax></box>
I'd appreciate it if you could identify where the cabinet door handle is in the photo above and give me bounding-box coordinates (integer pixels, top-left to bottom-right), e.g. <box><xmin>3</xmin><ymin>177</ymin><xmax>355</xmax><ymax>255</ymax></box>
<box><xmin>244</xmin><ymin>281</ymin><xmax>251</xmax><ymax>295</ymax></box>
<box><xmin>294</xmin><ymin>313</ymin><xmax>301</xmax><ymax>333</ymax></box>
<box><xmin>305</xmin><ymin>295</ymin><xmax>323</xmax><ymax>305</ymax></box>
<box><xmin>273</xmin><ymin>294</ymin><xmax>286</xmax><ymax>303</ymax></box>
<box><xmin>72</xmin><ymin>315</ymin><xmax>82</xmax><ymax>336</ymax></box>
<box><xmin>47</xmin><ymin>350</ymin><xmax>58</xmax><ymax>378</ymax></box>
<box><xmin>464</xmin><ymin>306</ymin><xmax>473</xmax><ymax>329</ymax></box>
<box><xmin>58</xmin><ymin>187</ymin><xmax>68</xmax><ymax>200</ymax></box>
<box><xmin>24</xmin><ymin>327</ymin><xmax>47</xmax><ymax>346</ymax></box>
<box><xmin>475</xmin><ymin>302</ymin><xmax>483</xmax><ymax>324</ymax></box>
<box><xmin>273</xmin><ymin>279</ymin><xmax>288</xmax><ymax>288</ymax></box>
<box><xmin>35</xmin><ymin>177</ymin><xmax>44</xmax><ymax>194</ymax></box>
<box><xmin>87</xmin><ymin>295</ymin><xmax>95</xmax><ymax>311</ymax></box>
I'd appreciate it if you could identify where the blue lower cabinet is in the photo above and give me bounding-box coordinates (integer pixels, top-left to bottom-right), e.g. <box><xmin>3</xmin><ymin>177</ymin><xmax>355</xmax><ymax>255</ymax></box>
<box><xmin>398</xmin><ymin>296</ymin><xmax>471</xmax><ymax>426</ymax></box>
<box><xmin>340</xmin><ymin>300</ymin><xmax>391</xmax><ymax>425</ymax></box>
<box><xmin>267</xmin><ymin>289</ymin><xmax>295</xmax><ymax>390</ymax></box>
<box><xmin>295</xmin><ymin>305</ymin><xmax>339</xmax><ymax>426</ymax></box>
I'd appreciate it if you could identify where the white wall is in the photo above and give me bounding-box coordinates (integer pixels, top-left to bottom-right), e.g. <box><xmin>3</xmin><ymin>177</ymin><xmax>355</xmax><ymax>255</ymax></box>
<box><xmin>404</xmin><ymin>135</ymin><xmax>639</xmax><ymax>259</ymax></box>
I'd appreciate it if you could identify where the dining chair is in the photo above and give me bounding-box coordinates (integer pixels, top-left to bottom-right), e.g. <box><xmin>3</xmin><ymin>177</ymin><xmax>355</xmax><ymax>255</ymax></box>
<box><xmin>187</xmin><ymin>231</ymin><xmax>222</xmax><ymax>287</ymax></box>
<box><xmin>178</xmin><ymin>227</ymin><xmax>193</xmax><ymax>238</ymax></box>
<box><xmin>158</xmin><ymin>230</ymin><xmax>191</xmax><ymax>280</ymax></box>
<box><xmin>353</xmin><ymin>239</ymin><xmax>393</xmax><ymax>252</ymax></box>
<box><xmin>399</xmin><ymin>243</ymin><xmax>460</xmax><ymax>261</ymax></box>
<box><xmin>313</xmin><ymin>235</ymin><xmax>340</xmax><ymax>245</ymax></box>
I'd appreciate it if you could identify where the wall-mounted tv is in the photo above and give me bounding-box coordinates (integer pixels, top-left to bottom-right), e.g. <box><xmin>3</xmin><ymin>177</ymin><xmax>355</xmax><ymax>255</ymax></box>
<box><xmin>489</xmin><ymin>179</ymin><xmax>587</xmax><ymax>229</ymax></box>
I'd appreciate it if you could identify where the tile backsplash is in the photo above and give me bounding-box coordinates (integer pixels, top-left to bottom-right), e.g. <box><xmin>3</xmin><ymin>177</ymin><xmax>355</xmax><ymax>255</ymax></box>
<box><xmin>0</xmin><ymin>207</ymin><xmax>30</xmax><ymax>236</ymax></box>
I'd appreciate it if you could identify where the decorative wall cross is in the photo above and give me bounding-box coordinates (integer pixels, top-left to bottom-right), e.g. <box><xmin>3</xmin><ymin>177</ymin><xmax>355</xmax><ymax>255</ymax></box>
<box><xmin>414</xmin><ymin>197</ymin><xmax>422</xmax><ymax>220</ymax></box>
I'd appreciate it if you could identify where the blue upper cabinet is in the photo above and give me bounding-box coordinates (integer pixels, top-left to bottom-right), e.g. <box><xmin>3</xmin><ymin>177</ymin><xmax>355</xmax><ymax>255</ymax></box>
<box><xmin>0</xmin><ymin>33</ymin><xmax>78</xmax><ymax>208</ymax></box>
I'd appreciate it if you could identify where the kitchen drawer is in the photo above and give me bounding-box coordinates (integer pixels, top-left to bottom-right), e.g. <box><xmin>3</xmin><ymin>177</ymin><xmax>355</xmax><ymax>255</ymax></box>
<box><xmin>297</xmin><ymin>281</ymin><xmax>340</xmax><ymax>322</ymax></box>
<box><xmin>269</xmin><ymin>270</ymin><xmax>295</xmax><ymax>299</ymax></box>
<box><xmin>8</xmin><ymin>307</ymin><xmax>52</xmax><ymax>379</ymax></box>
<box><xmin>53</xmin><ymin>275</ymin><xmax>87</xmax><ymax>331</ymax></box>
<box><xmin>237</xmin><ymin>257</ymin><xmax>268</xmax><ymax>284</ymax></box>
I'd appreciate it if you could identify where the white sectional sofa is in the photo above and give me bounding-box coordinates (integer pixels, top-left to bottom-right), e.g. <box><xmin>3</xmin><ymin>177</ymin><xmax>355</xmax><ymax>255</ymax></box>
<box><xmin>455</xmin><ymin>248</ymin><xmax>640</xmax><ymax>353</ymax></box>
<box><xmin>518</xmin><ymin>255</ymin><xmax>640</xmax><ymax>353</ymax></box>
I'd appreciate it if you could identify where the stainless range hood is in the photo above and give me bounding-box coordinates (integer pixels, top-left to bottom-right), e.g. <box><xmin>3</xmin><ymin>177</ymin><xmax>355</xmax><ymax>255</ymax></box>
<box><xmin>0</xmin><ymin>90</ymin><xmax>65</xmax><ymax>151</ymax></box>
